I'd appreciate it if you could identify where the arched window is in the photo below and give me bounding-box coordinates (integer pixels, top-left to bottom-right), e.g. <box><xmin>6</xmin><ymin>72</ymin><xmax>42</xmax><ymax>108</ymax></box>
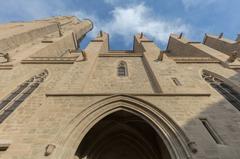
<box><xmin>117</xmin><ymin>61</ymin><xmax>128</xmax><ymax>77</ymax></box>
<box><xmin>0</xmin><ymin>69</ymin><xmax>48</xmax><ymax>123</ymax></box>
<box><xmin>202</xmin><ymin>71</ymin><xmax>240</xmax><ymax>111</ymax></box>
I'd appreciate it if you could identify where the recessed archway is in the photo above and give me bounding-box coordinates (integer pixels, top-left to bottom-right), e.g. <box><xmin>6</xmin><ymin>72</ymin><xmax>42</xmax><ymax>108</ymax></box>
<box><xmin>75</xmin><ymin>110</ymin><xmax>171</xmax><ymax>159</ymax></box>
<box><xmin>49</xmin><ymin>95</ymin><xmax>195</xmax><ymax>159</ymax></box>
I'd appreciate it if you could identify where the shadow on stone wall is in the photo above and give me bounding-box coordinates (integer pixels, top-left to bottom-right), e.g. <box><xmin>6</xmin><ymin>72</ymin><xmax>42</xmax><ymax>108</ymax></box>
<box><xmin>181</xmin><ymin>71</ymin><xmax>240</xmax><ymax>159</ymax></box>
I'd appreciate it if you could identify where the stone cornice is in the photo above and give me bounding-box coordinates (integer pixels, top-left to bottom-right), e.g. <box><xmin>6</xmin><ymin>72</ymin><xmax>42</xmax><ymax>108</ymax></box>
<box><xmin>45</xmin><ymin>93</ymin><xmax>211</xmax><ymax>97</ymax></box>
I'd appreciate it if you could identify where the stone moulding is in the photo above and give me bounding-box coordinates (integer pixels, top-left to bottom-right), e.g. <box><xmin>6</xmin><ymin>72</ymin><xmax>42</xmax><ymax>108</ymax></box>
<box><xmin>98</xmin><ymin>53</ymin><xmax>143</xmax><ymax>57</ymax></box>
<box><xmin>21</xmin><ymin>57</ymin><xmax>78</xmax><ymax>64</ymax></box>
<box><xmin>0</xmin><ymin>64</ymin><xmax>13</xmax><ymax>70</ymax></box>
<box><xmin>47</xmin><ymin>95</ymin><xmax>196</xmax><ymax>159</ymax></box>
<box><xmin>45</xmin><ymin>93</ymin><xmax>211</xmax><ymax>97</ymax></box>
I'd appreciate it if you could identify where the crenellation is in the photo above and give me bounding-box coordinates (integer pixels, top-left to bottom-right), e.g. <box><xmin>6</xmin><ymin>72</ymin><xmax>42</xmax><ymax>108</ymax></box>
<box><xmin>204</xmin><ymin>34</ymin><xmax>240</xmax><ymax>58</ymax></box>
<box><xmin>167</xmin><ymin>34</ymin><xmax>240</xmax><ymax>69</ymax></box>
<box><xmin>167</xmin><ymin>34</ymin><xmax>214</xmax><ymax>58</ymax></box>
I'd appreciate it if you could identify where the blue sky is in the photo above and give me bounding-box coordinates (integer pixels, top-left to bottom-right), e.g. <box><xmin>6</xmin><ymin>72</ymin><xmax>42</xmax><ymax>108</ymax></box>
<box><xmin>0</xmin><ymin>0</ymin><xmax>239</xmax><ymax>50</ymax></box>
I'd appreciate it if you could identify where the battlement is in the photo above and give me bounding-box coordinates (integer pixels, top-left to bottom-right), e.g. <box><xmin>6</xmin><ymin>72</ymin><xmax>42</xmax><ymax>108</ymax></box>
<box><xmin>203</xmin><ymin>33</ymin><xmax>240</xmax><ymax>57</ymax></box>
<box><xmin>166</xmin><ymin>33</ymin><xmax>240</xmax><ymax>68</ymax></box>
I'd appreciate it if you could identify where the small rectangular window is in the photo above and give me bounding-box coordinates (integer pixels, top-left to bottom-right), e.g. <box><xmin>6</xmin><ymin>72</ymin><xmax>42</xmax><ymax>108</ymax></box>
<box><xmin>172</xmin><ymin>77</ymin><xmax>182</xmax><ymax>86</ymax></box>
<box><xmin>200</xmin><ymin>118</ymin><xmax>225</xmax><ymax>145</ymax></box>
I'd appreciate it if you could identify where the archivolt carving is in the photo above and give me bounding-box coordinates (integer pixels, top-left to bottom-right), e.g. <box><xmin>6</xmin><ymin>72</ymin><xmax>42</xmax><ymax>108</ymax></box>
<box><xmin>49</xmin><ymin>95</ymin><xmax>195</xmax><ymax>159</ymax></box>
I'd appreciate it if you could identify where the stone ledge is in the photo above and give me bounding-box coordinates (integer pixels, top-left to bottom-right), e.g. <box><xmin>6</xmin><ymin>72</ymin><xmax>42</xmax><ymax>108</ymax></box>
<box><xmin>175</xmin><ymin>61</ymin><xmax>220</xmax><ymax>63</ymax></box>
<box><xmin>99</xmin><ymin>53</ymin><xmax>143</xmax><ymax>57</ymax></box>
<box><xmin>0</xmin><ymin>139</ymin><xmax>11</xmax><ymax>151</ymax></box>
<box><xmin>46</xmin><ymin>93</ymin><xmax>211</xmax><ymax>97</ymax></box>
<box><xmin>0</xmin><ymin>64</ymin><xmax>13</xmax><ymax>70</ymax></box>
<box><xmin>21</xmin><ymin>61</ymin><xmax>75</xmax><ymax>64</ymax></box>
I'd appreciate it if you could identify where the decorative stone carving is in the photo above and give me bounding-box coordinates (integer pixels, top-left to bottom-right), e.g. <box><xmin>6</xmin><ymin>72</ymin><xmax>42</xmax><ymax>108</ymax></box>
<box><xmin>188</xmin><ymin>141</ymin><xmax>198</xmax><ymax>154</ymax></box>
<box><xmin>227</xmin><ymin>50</ymin><xmax>238</xmax><ymax>63</ymax></box>
<box><xmin>0</xmin><ymin>53</ymin><xmax>10</xmax><ymax>63</ymax></box>
<box><xmin>44</xmin><ymin>144</ymin><xmax>56</xmax><ymax>156</ymax></box>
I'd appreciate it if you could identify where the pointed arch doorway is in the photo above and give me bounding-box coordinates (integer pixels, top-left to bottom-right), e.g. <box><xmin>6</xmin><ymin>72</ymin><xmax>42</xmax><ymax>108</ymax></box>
<box><xmin>50</xmin><ymin>95</ymin><xmax>195</xmax><ymax>159</ymax></box>
<box><xmin>76</xmin><ymin>110</ymin><xmax>171</xmax><ymax>159</ymax></box>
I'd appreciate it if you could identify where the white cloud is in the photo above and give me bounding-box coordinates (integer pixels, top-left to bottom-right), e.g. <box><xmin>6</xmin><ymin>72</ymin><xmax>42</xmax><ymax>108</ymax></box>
<box><xmin>181</xmin><ymin>0</ymin><xmax>217</xmax><ymax>9</ymax></box>
<box><xmin>97</xmin><ymin>3</ymin><xmax>190</xmax><ymax>45</ymax></box>
<box><xmin>71</xmin><ymin>3</ymin><xmax>191</xmax><ymax>46</ymax></box>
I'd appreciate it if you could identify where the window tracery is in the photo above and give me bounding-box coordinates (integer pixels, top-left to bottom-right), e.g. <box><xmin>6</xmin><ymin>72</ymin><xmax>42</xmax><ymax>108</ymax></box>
<box><xmin>202</xmin><ymin>71</ymin><xmax>240</xmax><ymax>111</ymax></box>
<box><xmin>117</xmin><ymin>61</ymin><xmax>128</xmax><ymax>77</ymax></box>
<box><xmin>0</xmin><ymin>69</ymin><xmax>48</xmax><ymax>123</ymax></box>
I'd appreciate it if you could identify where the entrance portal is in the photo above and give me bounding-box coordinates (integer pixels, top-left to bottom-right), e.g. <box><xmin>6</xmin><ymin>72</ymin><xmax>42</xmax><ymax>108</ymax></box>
<box><xmin>75</xmin><ymin>110</ymin><xmax>171</xmax><ymax>159</ymax></box>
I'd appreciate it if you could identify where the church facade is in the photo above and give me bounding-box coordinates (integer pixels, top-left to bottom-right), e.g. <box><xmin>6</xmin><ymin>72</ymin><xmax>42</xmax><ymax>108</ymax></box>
<box><xmin>0</xmin><ymin>16</ymin><xmax>240</xmax><ymax>159</ymax></box>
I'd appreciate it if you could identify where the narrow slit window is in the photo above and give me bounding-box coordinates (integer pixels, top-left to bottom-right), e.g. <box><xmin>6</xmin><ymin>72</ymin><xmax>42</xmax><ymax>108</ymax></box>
<box><xmin>200</xmin><ymin>118</ymin><xmax>225</xmax><ymax>145</ymax></box>
<box><xmin>117</xmin><ymin>61</ymin><xmax>128</xmax><ymax>77</ymax></box>
<box><xmin>172</xmin><ymin>77</ymin><xmax>182</xmax><ymax>86</ymax></box>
